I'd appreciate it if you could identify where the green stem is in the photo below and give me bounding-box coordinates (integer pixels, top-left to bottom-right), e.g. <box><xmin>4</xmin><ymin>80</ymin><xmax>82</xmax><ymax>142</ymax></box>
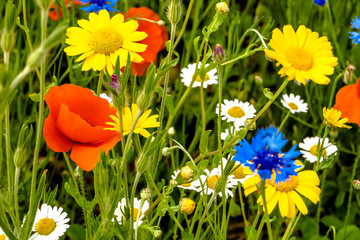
<box><xmin>238</xmin><ymin>183</ymin><xmax>248</xmax><ymax>226</ymax></box>
<box><xmin>254</xmin><ymin>215</ymin><xmax>266</xmax><ymax>240</ymax></box>
<box><xmin>63</xmin><ymin>152</ymin><xmax>80</xmax><ymax>193</ymax></box>
<box><xmin>96</xmin><ymin>71</ymin><xmax>104</xmax><ymax>96</ymax></box>
<box><xmin>13</xmin><ymin>167</ymin><xmax>21</xmax><ymax>233</ymax></box>
<box><xmin>316</xmin><ymin>169</ymin><xmax>327</xmax><ymax>235</ymax></box>
<box><xmin>260</xmin><ymin>181</ymin><xmax>273</xmax><ymax>240</ymax></box>
<box><xmin>277</xmin><ymin>111</ymin><xmax>291</xmax><ymax>134</ymax></box>
<box><xmin>200</xmin><ymin>75</ymin><xmax>206</xmax><ymax>149</ymax></box>
<box><xmin>173</xmin><ymin>0</ymin><xmax>195</xmax><ymax>49</ymax></box>
<box><xmin>79</xmin><ymin>170</ymin><xmax>91</xmax><ymax>239</ymax></box>
<box><xmin>315</xmin><ymin>127</ymin><xmax>330</xmax><ymax>171</ymax></box>
<box><xmin>327</xmin><ymin>73</ymin><xmax>343</xmax><ymax>108</ymax></box>
<box><xmin>195</xmin><ymin>192</ymin><xmax>217</xmax><ymax>239</ymax></box>
<box><xmin>5</xmin><ymin>105</ymin><xmax>13</xmax><ymax>206</ymax></box>
<box><xmin>248</xmin><ymin>205</ymin><xmax>261</xmax><ymax>240</ymax></box>
<box><xmin>133</xmin><ymin>173</ymin><xmax>142</xmax><ymax>239</ymax></box>
<box><xmin>343</xmin><ymin>150</ymin><xmax>360</xmax><ymax>238</ymax></box>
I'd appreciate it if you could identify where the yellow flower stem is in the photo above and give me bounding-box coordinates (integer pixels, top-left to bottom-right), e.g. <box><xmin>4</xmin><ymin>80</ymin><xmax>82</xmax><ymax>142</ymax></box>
<box><xmin>315</xmin><ymin>169</ymin><xmax>327</xmax><ymax>236</ymax></box>
<box><xmin>238</xmin><ymin>183</ymin><xmax>249</xmax><ymax>226</ymax></box>
<box><xmin>281</xmin><ymin>211</ymin><xmax>302</xmax><ymax>240</ymax></box>
<box><xmin>254</xmin><ymin>216</ymin><xmax>266</xmax><ymax>240</ymax></box>
<box><xmin>193</xmin><ymin>77</ymin><xmax>289</xmax><ymax>163</ymax></box>
<box><xmin>248</xmin><ymin>205</ymin><xmax>262</xmax><ymax>239</ymax></box>
<box><xmin>315</xmin><ymin>127</ymin><xmax>330</xmax><ymax>172</ymax></box>
<box><xmin>276</xmin><ymin>111</ymin><xmax>291</xmax><ymax>134</ymax></box>
<box><xmin>96</xmin><ymin>71</ymin><xmax>104</xmax><ymax>96</ymax></box>
<box><xmin>343</xmin><ymin>150</ymin><xmax>360</xmax><ymax>239</ymax></box>
<box><xmin>259</xmin><ymin>181</ymin><xmax>273</xmax><ymax>240</ymax></box>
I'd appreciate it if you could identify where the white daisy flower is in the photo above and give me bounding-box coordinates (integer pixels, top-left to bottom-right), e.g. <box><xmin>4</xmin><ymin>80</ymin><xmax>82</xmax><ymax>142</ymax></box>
<box><xmin>221</xmin><ymin>158</ymin><xmax>254</xmax><ymax>184</ymax></box>
<box><xmin>100</xmin><ymin>93</ymin><xmax>113</xmax><ymax>105</ymax></box>
<box><xmin>114</xmin><ymin>198</ymin><xmax>149</xmax><ymax>229</ymax></box>
<box><xmin>29</xmin><ymin>204</ymin><xmax>70</xmax><ymax>240</ymax></box>
<box><xmin>180</xmin><ymin>62</ymin><xmax>218</xmax><ymax>88</ymax></box>
<box><xmin>299</xmin><ymin>136</ymin><xmax>338</xmax><ymax>163</ymax></box>
<box><xmin>0</xmin><ymin>227</ymin><xmax>9</xmax><ymax>240</ymax></box>
<box><xmin>171</xmin><ymin>170</ymin><xmax>198</xmax><ymax>191</ymax></box>
<box><xmin>192</xmin><ymin>166</ymin><xmax>238</xmax><ymax>198</ymax></box>
<box><xmin>217</xmin><ymin>99</ymin><xmax>256</xmax><ymax>127</ymax></box>
<box><xmin>280</xmin><ymin>93</ymin><xmax>308</xmax><ymax>114</ymax></box>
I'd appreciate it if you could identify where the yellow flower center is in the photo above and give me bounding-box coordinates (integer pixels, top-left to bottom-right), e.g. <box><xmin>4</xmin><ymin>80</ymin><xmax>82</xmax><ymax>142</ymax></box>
<box><xmin>182</xmin><ymin>182</ymin><xmax>191</xmax><ymax>187</ymax></box>
<box><xmin>35</xmin><ymin>218</ymin><xmax>56</xmax><ymax>235</ymax></box>
<box><xmin>194</xmin><ymin>73</ymin><xmax>210</xmax><ymax>82</ymax></box>
<box><xmin>0</xmin><ymin>235</ymin><xmax>5</xmax><ymax>240</ymax></box>
<box><xmin>288</xmin><ymin>102</ymin><xmax>298</xmax><ymax>110</ymax></box>
<box><xmin>275</xmin><ymin>176</ymin><xmax>299</xmax><ymax>192</ymax></box>
<box><xmin>90</xmin><ymin>28</ymin><xmax>123</xmax><ymax>55</ymax></box>
<box><xmin>286</xmin><ymin>48</ymin><xmax>313</xmax><ymax>70</ymax></box>
<box><xmin>207</xmin><ymin>175</ymin><xmax>220</xmax><ymax>190</ymax></box>
<box><xmin>231</xmin><ymin>165</ymin><xmax>247</xmax><ymax>179</ymax></box>
<box><xmin>123</xmin><ymin>208</ymin><xmax>140</xmax><ymax>221</ymax></box>
<box><xmin>227</xmin><ymin>106</ymin><xmax>245</xmax><ymax>118</ymax></box>
<box><xmin>309</xmin><ymin>145</ymin><xmax>327</xmax><ymax>157</ymax></box>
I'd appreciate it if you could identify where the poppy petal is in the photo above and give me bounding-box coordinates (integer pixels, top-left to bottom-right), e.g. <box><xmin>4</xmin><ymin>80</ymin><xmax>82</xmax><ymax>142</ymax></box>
<box><xmin>43</xmin><ymin>115</ymin><xmax>74</xmax><ymax>152</ymax></box>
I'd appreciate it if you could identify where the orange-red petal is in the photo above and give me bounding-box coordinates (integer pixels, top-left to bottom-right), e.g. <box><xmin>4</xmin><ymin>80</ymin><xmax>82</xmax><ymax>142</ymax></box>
<box><xmin>70</xmin><ymin>135</ymin><xmax>121</xmax><ymax>171</ymax></box>
<box><xmin>43</xmin><ymin>115</ymin><xmax>74</xmax><ymax>152</ymax></box>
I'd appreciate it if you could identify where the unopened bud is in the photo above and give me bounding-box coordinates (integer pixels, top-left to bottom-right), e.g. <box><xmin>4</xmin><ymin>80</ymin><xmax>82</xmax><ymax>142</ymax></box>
<box><xmin>329</xmin><ymin>129</ymin><xmax>338</xmax><ymax>138</ymax></box>
<box><xmin>179</xmin><ymin>198</ymin><xmax>196</xmax><ymax>215</ymax></box>
<box><xmin>344</xmin><ymin>62</ymin><xmax>356</xmax><ymax>84</ymax></box>
<box><xmin>245</xmin><ymin>119</ymin><xmax>256</xmax><ymax>131</ymax></box>
<box><xmin>212</xmin><ymin>43</ymin><xmax>226</xmax><ymax>64</ymax></box>
<box><xmin>353</xmin><ymin>180</ymin><xmax>360</xmax><ymax>190</ymax></box>
<box><xmin>255</xmin><ymin>75</ymin><xmax>263</xmax><ymax>86</ymax></box>
<box><xmin>154</xmin><ymin>229</ymin><xmax>162</xmax><ymax>238</ymax></box>
<box><xmin>140</xmin><ymin>188</ymin><xmax>152</xmax><ymax>200</ymax></box>
<box><xmin>168</xmin><ymin>127</ymin><xmax>175</xmax><ymax>136</ymax></box>
<box><xmin>167</xmin><ymin>0</ymin><xmax>183</xmax><ymax>25</ymax></box>
<box><xmin>215</xmin><ymin>2</ymin><xmax>229</xmax><ymax>14</ymax></box>
<box><xmin>74</xmin><ymin>166</ymin><xmax>81</xmax><ymax>178</ymax></box>
<box><xmin>107</xmin><ymin>74</ymin><xmax>120</xmax><ymax>93</ymax></box>
<box><xmin>180</xmin><ymin>166</ymin><xmax>194</xmax><ymax>181</ymax></box>
<box><xmin>162</xmin><ymin>147</ymin><xmax>170</xmax><ymax>156</ymax></box>
<box><xmin>36</xmin><ymin>0</ymin><xmax>52</xmax><ymax>9</ymax></box>
<box><xmin>157</xmin><ymin>20</ymin><xmax>165</xmax><ymax>26</ymax></box>
<box><xmin>169</xmin><ymin>179</ymin><xmax>178</xmax><ymax>187</ymax></box>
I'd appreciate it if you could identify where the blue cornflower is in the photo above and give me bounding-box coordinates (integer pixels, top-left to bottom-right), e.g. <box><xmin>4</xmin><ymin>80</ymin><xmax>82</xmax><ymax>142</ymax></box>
<box><xmin>233</xmin><ymin>126</ymin><xmax>301</xmax><ymax>184</ymax></box>
<box><xmin>313</xmin><ymin>0</ymin><xmax>325</xmax><ymax>6</ymax></box>
<box><xmin>79</xmin><ymin>0</ymin><xmax>118</xmax><ymax>13</ymax></box>
<box><xmin>350</xmin><ymin>16</ymin><xmax>360</xmax><ymax>45</ymax></box>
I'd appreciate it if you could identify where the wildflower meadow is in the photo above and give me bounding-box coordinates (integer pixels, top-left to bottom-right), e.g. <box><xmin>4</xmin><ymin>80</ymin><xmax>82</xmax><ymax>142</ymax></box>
<box><xmin>1</xmin><ymin>0</ymin><xmax>360</xmax><ymax>239</ymax></box>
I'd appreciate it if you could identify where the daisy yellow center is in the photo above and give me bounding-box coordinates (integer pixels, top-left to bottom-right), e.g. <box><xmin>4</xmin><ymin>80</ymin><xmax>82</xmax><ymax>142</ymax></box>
<box><xmin>227</xmin><ymin>106</ymin><xmax>245</xmax><ymax>118</ymax></box>
<box><xmin>90</xmin><ymin>28</ymin><xmax>123</xmax><ymax>55</ymax></box>
<box><xmin>194</xmin><ymin>73</ymin><xmax>210</xmax><ymax>82</ymax></box>
<box><xmin>288</xmin><ymin>102</ymin><xmax>298</xmax><ymax>110</ymax></box>
<box><xmin>270</xmin><ymin>176</ymin><xmax>299</xmax><ymax>192</ymax></box>
<box><xmin>182</xmin><ymin>182</ymin><xmax>191</xmax><ymax>187</ymax></box>
<box><xmin>231</xmin><ymin>165</ymin><xmax>246</xmax><ymax>179</ymax></box>
<box><xmin>207</xmin><ymin>175</ymin><xmax>220</xmax><ymax>190</ymax></box>
<box><xmin>309</xmin><ymin>145</ymin><xmax>327</xmax><ymax>157</ymax></box>
<box><xmin>0</xmin><ymin>235</ymin><xmax>5</xmax><ymax>240</ymax></box>
<box><xmin>123</xmin><ymin>208</ymin><xmax>140</xmax><ymax>221</ymax></box>
<box><xmin>35</xmin><ymin>218</ymin><xmax>56</xmax><ymax>236</ymax></box>
<box><xmin>286</xmin><ymin>48</ymin><xmax>313</xmax><ymax>70</ymax></box>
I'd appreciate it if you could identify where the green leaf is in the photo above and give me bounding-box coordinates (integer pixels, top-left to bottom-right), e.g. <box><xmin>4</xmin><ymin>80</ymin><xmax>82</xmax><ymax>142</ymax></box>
<box><xmin>245</xmin><ymin>226</ymin><xmax>256</xmax><ymax>239</ymax></box>
<box><xmin>66</xmin><ymin>224</ymin><xmax>86</xmax><ymax>240</ymax></box>
<box><xmin>301</xmin><ymin>218</ymin><xmax>317</xmax><ymax>239</ymax></box>
<box><xmin>193</xmin><ymin>36</ymin><xmax>201</xmax><ymax>56</ymax></box>
<box><xmin>335</xmin><ymin>190</ymin><xmax>345</xmax><ymax>208</ymax></box>
<box><xmin>199</xmin><ymin>130</ymin><xmax>212</xmax><ymax>154</ymax></box>
<box><xmin>336</xmin><ymin>225</ymin><xmax>360</xmax><ymax>240</ymax></box>
<box><xmin>182</xmin><ymin>231</ymin><xmax>195</xmax><ymax>240</ymax></box>
<box><xmin>263</xmin><ymin>88</ymin><xmax>273</xmax><ymax>99</ymax></box>
<box><xmin>64</xmin><ymin>179</ymin><xmax>84</xmax><ymax>208</ymax></box>
<box><xmin>229</xmin><ymin>197</ymin><xmax>241</xmax><ymax>217</ymax></box>
<box><xmin>28</xmin><ymin>93</ymin><xmax>40</xmax><ymax>102</ymax></box>
<box><xmin>321</xmin><ymin>215</ymin><xmax>344</xmax><ymax>229</ymax></box>
<box><xmin>165</xmin><ymin>94</ymin><xmax>175</xmax><ymax>115</ymax></box>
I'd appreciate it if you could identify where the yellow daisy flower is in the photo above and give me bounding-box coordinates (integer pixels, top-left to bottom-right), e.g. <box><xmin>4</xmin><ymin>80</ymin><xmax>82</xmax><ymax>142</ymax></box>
<box><xmin>64</xmin><ymin>9</ymin><xmax>148</xmax><ymax>74</ymax></box>
<box><xmin>243</xmin><ymin>169</ymin><xmax>321</xmax><ymax>218</ymax></box>
<box><xmin>265</xmin><ymin>25</ymin><xmax>338</xmax><ymax>85</ymax></box>
<box><xmin>323</xmin><ymin>107</ymin><xmax>352</xmax><ymax>129</ymax></box>
<box><xmin>105</xmin><ymin>103</ymin><xmax>160</xmax><ymax>138</ymax></box>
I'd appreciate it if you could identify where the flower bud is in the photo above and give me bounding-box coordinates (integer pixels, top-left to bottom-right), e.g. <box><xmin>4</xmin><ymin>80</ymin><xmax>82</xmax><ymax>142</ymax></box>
<box><xmin>107</xmin><ymin>74</ymin><xmax>120</xmax><ymax>93</ymax></box>
<box><xmin>157</xmin><ymin>20</ymin><xmax>165</xmax><ymax>26</ymax></box>
<box><xmin>344</xmin><ymin>62</ymin><xmax>356</xmax><ymax>84</ymax></box>
<box><xmin>36</xmin><ymin>0</ymin><xmax>52</xmax><ymax>10</ymax></box>
<box><xmin>329</xmin><ymin>129</ymin><xmax>338</xmax><ymax>138</ymax></box>
<box><xmin>74</xmin><ymin>166</ymin><xmax>81</xmax><ymax>178</ymax></box>
<box><xmin>162</xmin><ymin>147</ymin><xmax>170</xmax><ymax>156</ymax></box>
<box><xmin>215</xmin><ymin>2</ymin><xmax>229</xmax><ymax>14</ymax></box>
<box><xmin>14</xmin><ymin>121</ymin><xmax>33</xmax><ymax>168</ymax></box>
<box><xmin>212</xmin><ymin>44</ymin><xmax>226</xmax><ymax>64</ymax></box>
<box><xmin>255</xmin><ymin>75</ymin><xmax>263</xmax><ymax>86</ymax></box>
<box><xmin>140</xmin><ymin>188</ymin><xmax>152</xmax><ymax>200</ymax></box>
<box><xmin>353</xmin><ymin>180</ymin><xmax>360</xmax><ymax>190</ymax></box>
<box><xmin>168</xmin><ymin>127</ymin><xmax>175</xmax><ymax>136</ymax></box>
<box><xmin>169</xmin><ymin>179</ymin><xmax>178</xmax><ymax>187</ymax></box>
<box><xmin>179</xmin><ymin>198</ymin><xmax>196</xmax><ymax>215</ymax></box>
<box><xmin>154</xmin><ymin>230</ymin><xmax>162</xmax><ymax>238</ymax></box>
<box><xmin>167</xmin><ymin>0</ymin><xmax>183</xmax><ymax>25</ymax></box>
<box><xmin>180</xmin><ymin>166</ymin><xmax>194</xmax><ymax>181</ymax></box>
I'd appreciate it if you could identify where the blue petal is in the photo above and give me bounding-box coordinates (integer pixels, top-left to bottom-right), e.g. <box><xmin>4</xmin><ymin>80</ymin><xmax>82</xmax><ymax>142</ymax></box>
<box><xmin>351</xmin><ymin>16</ymin><xmax>360</xmax><ymax>29</ymax></box>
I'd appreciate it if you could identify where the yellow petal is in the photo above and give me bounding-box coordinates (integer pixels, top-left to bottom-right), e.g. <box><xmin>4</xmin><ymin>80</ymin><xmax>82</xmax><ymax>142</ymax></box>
<box><xmin>295</xmin><ymin>185</ymin><xmax>320</xmax><ymax>204</ymax></box>
<box><xmin>279</xmin><ymin>192</ymin><xmax>289</xmax><ymax>217</ymax></box>
<box><xmin>287</xmin><ymin>191</ymin><xmax>308</xmax><ymax>215</ymax></box>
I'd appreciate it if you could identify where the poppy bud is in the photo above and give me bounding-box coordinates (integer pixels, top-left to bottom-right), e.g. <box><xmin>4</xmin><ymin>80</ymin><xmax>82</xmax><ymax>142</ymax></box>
<box><xmin>179</xmin><ymin>198</ymin><xmax>196</xmax><ymax>215</ymax></box>
<box><xmin>212</xmin><ymin>44</ymin><xmax>226</xmax><ymax>64</ymax></box>
<box><xmin>167</xmin><ymin>0</ymin><xmax>183</xmax><ymax>25</ymax></box>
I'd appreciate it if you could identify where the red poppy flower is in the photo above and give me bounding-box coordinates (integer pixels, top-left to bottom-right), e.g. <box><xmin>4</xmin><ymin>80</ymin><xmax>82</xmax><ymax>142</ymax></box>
<box><xmin>334</xmin><ymin>77</ymin><xmax>360</xmax><ymax>127</ymax></box>
<box><xmin>49</xmin><ymin>0</ymin><xmax>82</xmax><ymax>21</ymax></box>
<box><xmin>43</xmin><ymin>84</ymin><xmax>121</xmax><ymax>171</ymax></box>
<box><xmin>125</xmin><ymin>7</ymin><xmax>168</xmax><ymax>76</ymax></box>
